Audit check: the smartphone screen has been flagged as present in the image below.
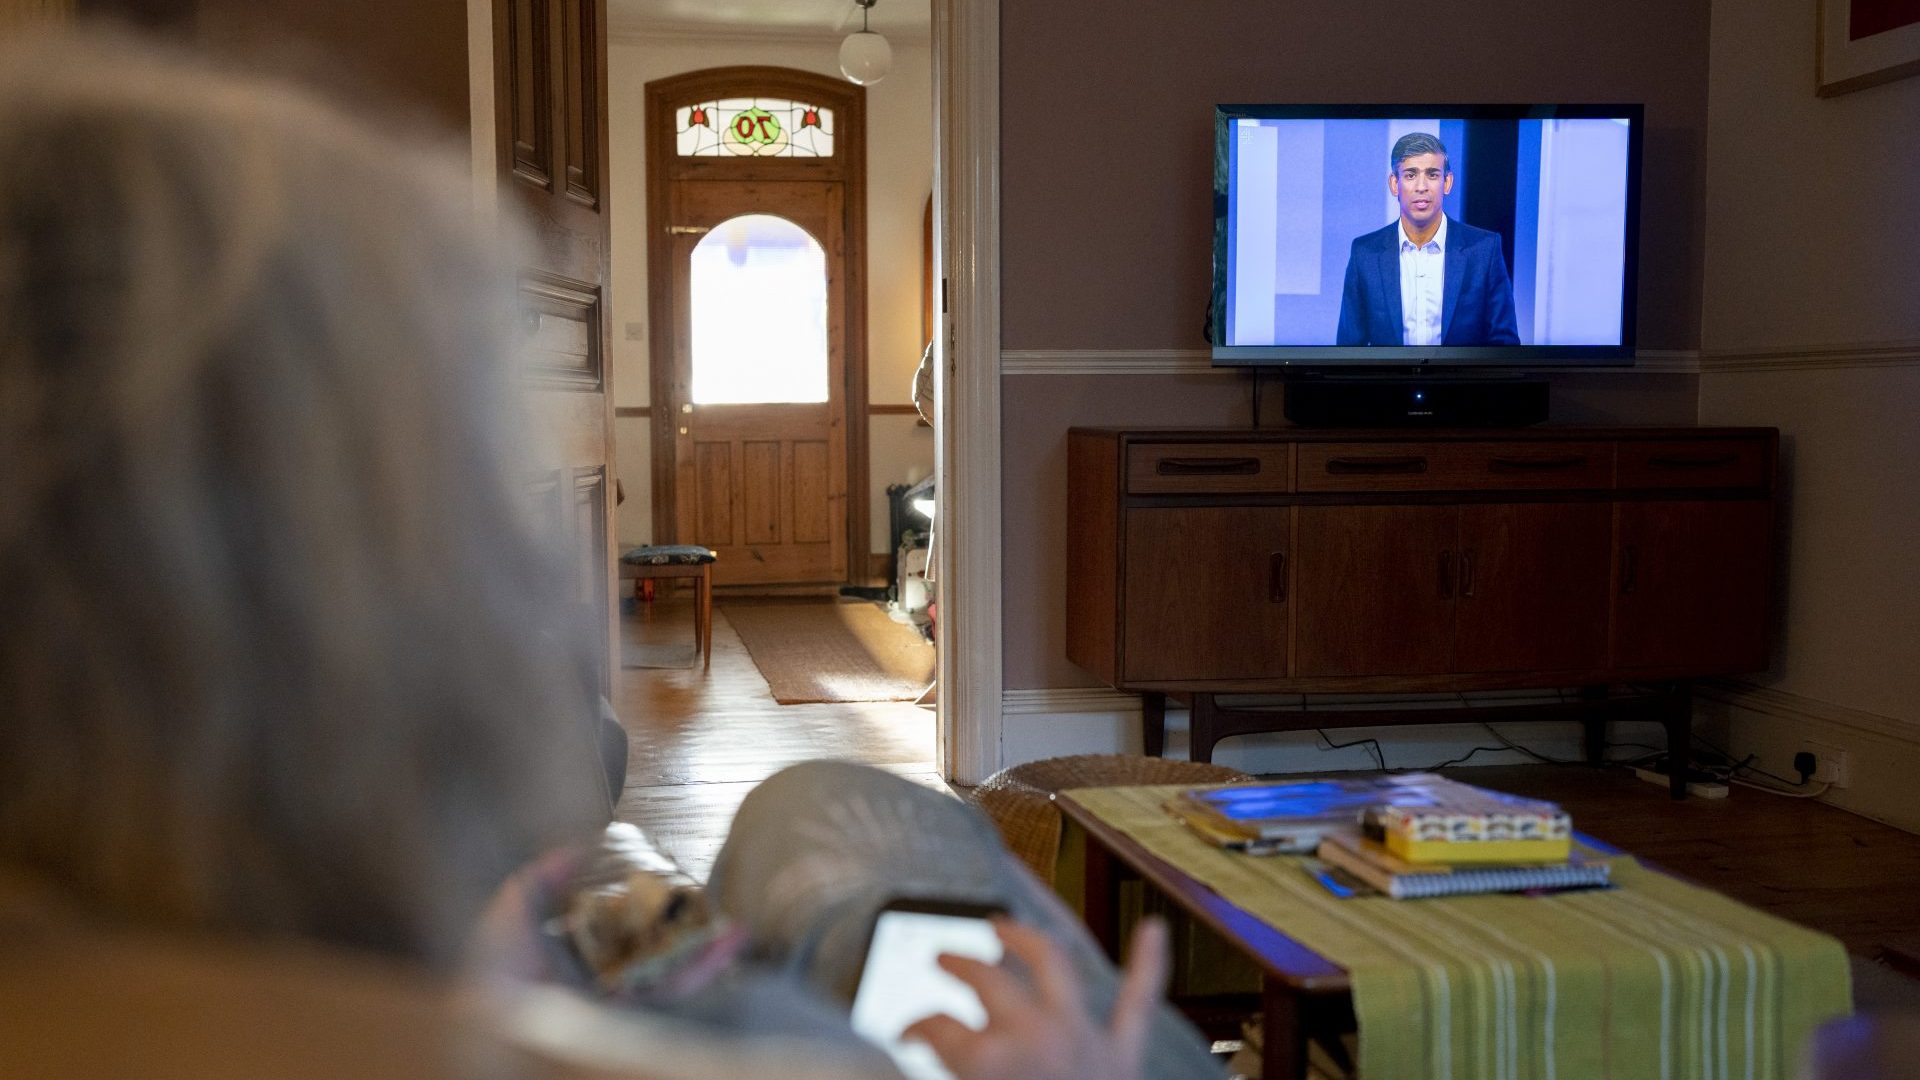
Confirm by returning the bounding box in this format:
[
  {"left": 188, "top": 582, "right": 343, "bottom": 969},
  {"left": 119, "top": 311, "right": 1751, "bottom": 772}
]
[{"left": 848, "top": 902, "right": 1006, "bottom": 1080}]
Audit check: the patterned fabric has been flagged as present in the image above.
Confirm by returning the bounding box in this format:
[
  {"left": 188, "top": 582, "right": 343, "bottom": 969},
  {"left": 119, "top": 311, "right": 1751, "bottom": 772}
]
[
  {"left": 1064, "top": 784, "right": 1853, "bottom": 1080},
  {"left": 621, "top": 544, "right": 717, "bottom": 566}
]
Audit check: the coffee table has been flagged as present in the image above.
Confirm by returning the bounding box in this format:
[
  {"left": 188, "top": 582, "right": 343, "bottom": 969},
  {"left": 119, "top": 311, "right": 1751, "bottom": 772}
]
[
  {"left": 1057, "top": 790, "right": 1357, "bottom": 1079},
  {"left": 1057, "top": 784, "right": 1853, "bottom": 1080}
]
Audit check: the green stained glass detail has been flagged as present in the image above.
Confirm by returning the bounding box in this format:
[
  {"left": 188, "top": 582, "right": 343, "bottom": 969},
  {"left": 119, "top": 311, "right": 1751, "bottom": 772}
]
[{"left": 676, "top": 97, "right": 834, "bottom": 158}]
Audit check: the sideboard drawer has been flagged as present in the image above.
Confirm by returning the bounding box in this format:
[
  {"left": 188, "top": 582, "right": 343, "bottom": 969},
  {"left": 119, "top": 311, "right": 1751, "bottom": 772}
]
[
  {"left": 1618, "top": 438, "right": 1769, "bottom": 490},
  {"left": 1126, "top": 443, "right": 1292, "bottom": 493},
  {"left": 1297, "top": 441, "right": 1614, "bottom": 492}
]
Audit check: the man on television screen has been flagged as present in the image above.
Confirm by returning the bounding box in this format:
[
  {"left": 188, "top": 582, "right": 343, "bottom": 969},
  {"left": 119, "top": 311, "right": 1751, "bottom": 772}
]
[{"left": 1335, "top": 132, "right": 1520, "bottom": 348}]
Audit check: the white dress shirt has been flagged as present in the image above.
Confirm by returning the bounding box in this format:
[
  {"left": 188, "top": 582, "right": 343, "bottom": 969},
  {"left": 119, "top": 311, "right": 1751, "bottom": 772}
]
[{"left": 1398, "top": 214, "right": 1447, "bottom": 346}]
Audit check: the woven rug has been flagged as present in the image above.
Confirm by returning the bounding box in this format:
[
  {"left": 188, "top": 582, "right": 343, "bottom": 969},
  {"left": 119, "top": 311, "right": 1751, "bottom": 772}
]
[
  {"left": 1064, "top": 784, "right": 1853, "bottom": 1080},
  {"left": 719, "top": 598, "right": 933, "bottom": 704}
]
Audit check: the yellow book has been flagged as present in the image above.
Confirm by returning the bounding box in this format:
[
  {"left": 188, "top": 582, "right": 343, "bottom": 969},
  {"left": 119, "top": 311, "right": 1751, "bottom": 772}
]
[
  {"left": 1361, "top": 777, "right": 1573, "bottom": 864},
  {"left": 1381, "top": 830, "right": 1571, "bottom": 865},
  {"left": 1318, "top": 833, "right": 1609, "bottom": 900}
]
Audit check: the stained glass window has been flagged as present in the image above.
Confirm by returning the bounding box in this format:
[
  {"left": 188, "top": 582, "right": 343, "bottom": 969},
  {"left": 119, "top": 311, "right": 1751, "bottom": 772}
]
[{"left": 676, "top": 97, "right": 835, "bottom": 158}]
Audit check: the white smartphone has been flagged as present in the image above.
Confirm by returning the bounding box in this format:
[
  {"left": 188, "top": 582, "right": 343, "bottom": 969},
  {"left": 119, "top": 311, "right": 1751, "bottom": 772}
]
[{"left": 848, "top": 898, "right": 1007, "bottom": 1080}]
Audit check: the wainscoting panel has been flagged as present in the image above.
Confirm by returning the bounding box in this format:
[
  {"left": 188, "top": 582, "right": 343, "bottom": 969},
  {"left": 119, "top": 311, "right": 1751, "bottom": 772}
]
[{"left": 1698, "top": 681, "right": 1920, "bottom": 834}]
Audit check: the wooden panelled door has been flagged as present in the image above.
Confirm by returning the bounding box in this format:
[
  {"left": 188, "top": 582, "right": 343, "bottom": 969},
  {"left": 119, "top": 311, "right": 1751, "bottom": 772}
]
[
  {"left": 495, "top": 0, "right": 616, "bottom": 686},
  {"left": 647, "top": 68, "right": 867, "bottom": 588}
]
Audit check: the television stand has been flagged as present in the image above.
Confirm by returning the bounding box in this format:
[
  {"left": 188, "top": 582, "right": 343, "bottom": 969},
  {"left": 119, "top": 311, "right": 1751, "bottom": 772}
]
[
  {"left": 1281, "top": 373, "right": 1549, "bottom": 427},
  {"left": 1066, "top": 425, "right": 1779, "bottom": 799},
  {"left": 1142, "top": 685, "right": 1691, "bottom": 794}
]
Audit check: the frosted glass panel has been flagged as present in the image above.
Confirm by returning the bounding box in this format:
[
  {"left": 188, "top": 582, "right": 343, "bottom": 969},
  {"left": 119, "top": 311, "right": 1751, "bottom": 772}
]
[{"left": 690, "top": 215, "right": 829, "bottom": 405}]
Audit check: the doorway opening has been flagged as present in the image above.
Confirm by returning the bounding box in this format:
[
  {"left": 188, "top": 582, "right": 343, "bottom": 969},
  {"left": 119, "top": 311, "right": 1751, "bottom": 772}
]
[
  {"left": 645, "top": 67, "right": 868, "bottom": 589},
  {"left": 611, "top": 43, "right": 944, "bottom": 873}
]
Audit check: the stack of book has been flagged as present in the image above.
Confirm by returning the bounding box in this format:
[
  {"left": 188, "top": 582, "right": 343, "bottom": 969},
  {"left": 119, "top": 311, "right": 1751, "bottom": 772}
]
[
  {"left": 1166, "top": 774, "right": 1611, "bottom": 900},
  {"left": 1165, "top": 774, "right": 1448, "bottom": 855}
]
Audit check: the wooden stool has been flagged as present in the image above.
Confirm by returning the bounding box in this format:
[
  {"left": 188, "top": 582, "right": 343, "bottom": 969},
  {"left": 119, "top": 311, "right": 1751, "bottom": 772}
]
[{"left": 619, "top": 545, "right": 717, "bottom": 670}]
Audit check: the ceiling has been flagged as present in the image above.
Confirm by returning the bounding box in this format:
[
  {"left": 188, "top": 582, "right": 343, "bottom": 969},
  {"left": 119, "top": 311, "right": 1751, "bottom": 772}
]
[{"left": 608, "top": 0, "right": 931, "bottom": 41}]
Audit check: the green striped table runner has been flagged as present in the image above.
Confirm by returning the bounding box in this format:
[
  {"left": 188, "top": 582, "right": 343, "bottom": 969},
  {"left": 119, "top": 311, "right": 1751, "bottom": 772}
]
[{"left": 1065, "top": 784, "right": 1851, "bottom": 1079}]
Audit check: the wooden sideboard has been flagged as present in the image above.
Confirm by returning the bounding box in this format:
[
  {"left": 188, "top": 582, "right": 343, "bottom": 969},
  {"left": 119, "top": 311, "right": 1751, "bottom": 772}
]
[{"left": 1065, "top": 426, "right": 1778, "bottom": 796}]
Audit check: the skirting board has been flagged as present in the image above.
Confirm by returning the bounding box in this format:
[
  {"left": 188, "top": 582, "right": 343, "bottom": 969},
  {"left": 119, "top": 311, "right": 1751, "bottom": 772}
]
[
  {"left": 1696, "top": 681, "right": 1920, "bottom": 835},
  {"left": 1000, "top": 688, "right": 1670, "bottom": 777}
]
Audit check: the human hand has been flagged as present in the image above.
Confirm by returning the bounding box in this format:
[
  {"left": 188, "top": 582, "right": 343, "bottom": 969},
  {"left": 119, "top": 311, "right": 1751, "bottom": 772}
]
[
  {"left": 469, "top": 847, "right": 587, "bottom": 984},
  {"left": 902, "top": 916, "right": 1170, "bottom": 1080}
]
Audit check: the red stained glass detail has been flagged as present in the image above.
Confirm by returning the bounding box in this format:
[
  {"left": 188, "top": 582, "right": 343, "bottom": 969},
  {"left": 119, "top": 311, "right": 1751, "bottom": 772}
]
[
  {"left": 688, "top": 107, "right": 710, "bottom": 128},
  {"left": 801, "top": 108, "right": 821, "bottom": 128}
]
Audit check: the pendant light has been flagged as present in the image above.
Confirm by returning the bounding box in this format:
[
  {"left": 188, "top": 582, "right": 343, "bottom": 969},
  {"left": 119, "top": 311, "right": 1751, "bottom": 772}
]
[{"left": 839, "top": 0, "right": 891, "bottom": 86}]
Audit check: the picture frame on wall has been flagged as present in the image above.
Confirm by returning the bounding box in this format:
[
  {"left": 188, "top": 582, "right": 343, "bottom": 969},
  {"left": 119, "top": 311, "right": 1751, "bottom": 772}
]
[{"left": 1819, "top": 0, "right": 1920, "bottom": 95}]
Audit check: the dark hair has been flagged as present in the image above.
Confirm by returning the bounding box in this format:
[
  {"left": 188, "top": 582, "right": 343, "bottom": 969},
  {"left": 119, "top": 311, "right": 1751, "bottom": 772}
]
[
  {"left": 0, "top": 32, "right": 609, "bottom": 969},
  {"left": 1391, "top": 132, "right": 1450, "bottom": 173}
]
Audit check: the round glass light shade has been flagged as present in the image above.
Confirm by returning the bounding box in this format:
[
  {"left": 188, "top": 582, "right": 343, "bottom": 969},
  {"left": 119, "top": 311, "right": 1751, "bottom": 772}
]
[{"left": 839, "top": 30, "right": 892, "bottom": 85}]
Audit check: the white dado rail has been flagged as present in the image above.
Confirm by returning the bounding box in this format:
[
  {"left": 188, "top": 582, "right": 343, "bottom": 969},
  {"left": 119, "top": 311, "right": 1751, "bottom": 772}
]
[
  {"left": 1000, "top": 341, "right": 1920, "bottom": 376},
  {"left": 1000, "top": 348, "right": 1704, "bottom": 375}
]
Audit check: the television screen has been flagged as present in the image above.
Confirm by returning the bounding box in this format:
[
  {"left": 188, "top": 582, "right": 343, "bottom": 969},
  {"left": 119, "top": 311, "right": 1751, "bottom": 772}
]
[{"left": 1211, "top": 105, "right": 1641, "bottom": 365}]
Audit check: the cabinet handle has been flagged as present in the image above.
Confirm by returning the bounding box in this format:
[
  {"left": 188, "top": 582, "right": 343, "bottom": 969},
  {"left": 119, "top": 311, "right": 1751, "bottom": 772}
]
[
  {"left": 1621, "top": 546, "right": 1638, "bottom": 595},
  {"left": 1460, "top": 549, "right": 1476, "bottom": 597},
  {"left": 1438, "top": 549, "right": 1454, "bottom": 599},
  {"left": 1489, "top": 454, "right": 1588, "bottom": 472},
  {"left": 1326, "top": 455, "right": 1428, "bottom": 475},
  {"left": 1157, "top": 456, "right": 1260, "bottom": 476},
  {"left": 1649, "top": 452, "right": 1739, "bottom": 469},
  {"left": 1269, "top": 551, "right": 1287, "bottom": 603}
]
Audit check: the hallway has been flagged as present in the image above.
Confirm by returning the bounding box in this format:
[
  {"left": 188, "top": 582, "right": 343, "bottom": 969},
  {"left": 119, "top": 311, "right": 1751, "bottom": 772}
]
[{"left": 611, "top": 593, "right": 947, "bottom": 879}]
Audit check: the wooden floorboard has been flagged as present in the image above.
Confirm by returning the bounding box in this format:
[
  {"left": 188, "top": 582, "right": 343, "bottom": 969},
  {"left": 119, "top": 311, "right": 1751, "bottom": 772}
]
[
  {"left": 1446, "top": 764, "right": 1920, "bottom": 962},
  {"left": 610, "top": 593, "right": 1919, "bottom": 980},
  {"left": 610, "top": 592, "right": 945, "bottom": 880}
]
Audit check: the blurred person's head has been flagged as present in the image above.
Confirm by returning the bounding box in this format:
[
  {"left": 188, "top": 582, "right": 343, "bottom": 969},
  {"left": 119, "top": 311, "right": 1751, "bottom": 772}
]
[{"left": 0, "top": 30, "right": 608, "bottom": 969}]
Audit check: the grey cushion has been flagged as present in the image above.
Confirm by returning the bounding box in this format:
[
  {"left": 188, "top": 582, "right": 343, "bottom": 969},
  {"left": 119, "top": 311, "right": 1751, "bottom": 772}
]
[{"left": 620, "top": 544, "right": 717, "bottom": 566}]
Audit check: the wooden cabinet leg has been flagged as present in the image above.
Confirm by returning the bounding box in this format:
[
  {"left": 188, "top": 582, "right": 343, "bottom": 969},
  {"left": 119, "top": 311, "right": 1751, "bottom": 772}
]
[
  {"left": 1141, "top": 692, "right": 1166, "bottom": 758},
  {"left": 1583, "top": 715, "right": 1607, "bottom": 765},
  {"left": 1190, "top": 693, "right": 1218, "bottom": 764},
  {"left": 1664, "top": 684, "right": 1692, "bottom": 800},
  {"left": 1083, "top": 832, "right": 1122, "bottom": 962},
  {"left": 1262, "top": 976, "right": 1307, "bottom": 1080}
]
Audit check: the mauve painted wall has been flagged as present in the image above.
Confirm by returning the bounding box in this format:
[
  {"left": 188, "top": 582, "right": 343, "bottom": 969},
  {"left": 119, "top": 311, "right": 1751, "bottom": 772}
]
[
  {"left": 999, "top": 0, "right": 1711, "bottom": 351},
  {"left": 997, "top": 1, "right": 1713, "bottom": 692}
]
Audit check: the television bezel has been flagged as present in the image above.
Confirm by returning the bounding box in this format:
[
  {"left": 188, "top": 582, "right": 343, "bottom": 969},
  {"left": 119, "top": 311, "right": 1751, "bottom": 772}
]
[{"left": 1210, "top": 102, "right": 1644, "bottom": 368}]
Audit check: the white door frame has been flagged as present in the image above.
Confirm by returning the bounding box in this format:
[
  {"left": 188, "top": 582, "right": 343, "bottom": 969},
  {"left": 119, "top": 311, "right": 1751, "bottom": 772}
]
[{"left": 931, "top": 0, "right": 1001, "bottom": 784}]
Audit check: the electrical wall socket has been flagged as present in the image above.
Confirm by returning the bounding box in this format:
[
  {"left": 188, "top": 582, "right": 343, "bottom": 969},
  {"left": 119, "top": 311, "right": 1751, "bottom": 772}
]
[{"left": 1800, "top": 740, "right": 1851, "bottom": 788}]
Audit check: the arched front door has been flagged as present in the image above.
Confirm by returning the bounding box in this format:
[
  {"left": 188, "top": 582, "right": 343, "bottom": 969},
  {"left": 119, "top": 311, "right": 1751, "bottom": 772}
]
[{"left": 646, "top": 67, "right": 866, "bottom": 587}]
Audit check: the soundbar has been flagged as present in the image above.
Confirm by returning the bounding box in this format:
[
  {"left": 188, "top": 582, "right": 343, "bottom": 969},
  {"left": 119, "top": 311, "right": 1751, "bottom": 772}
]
[{"left": 1282, "top": 376, "right": 1549, "bottom": 427}]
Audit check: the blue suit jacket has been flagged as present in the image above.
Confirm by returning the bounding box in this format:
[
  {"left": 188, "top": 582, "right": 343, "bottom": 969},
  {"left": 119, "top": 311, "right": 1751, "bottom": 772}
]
[{"left": 1334, "top": 219, "right": 1520, "bottom": 347}]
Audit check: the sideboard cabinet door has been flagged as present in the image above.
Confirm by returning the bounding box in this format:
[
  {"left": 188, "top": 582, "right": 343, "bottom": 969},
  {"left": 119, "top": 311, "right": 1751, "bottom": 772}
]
[
  {"left": 1453, "top": 502, "right": 1612, "bottom": 674},
  {"left": 1611, "top": 499, "right": 1772, "bottom": 673},
  {"left": 1294, "top": 505, "right": 1457, "bottom": 677},
  {"left": 1121, "top": 507, "right": 1290, "bottom": 681}
]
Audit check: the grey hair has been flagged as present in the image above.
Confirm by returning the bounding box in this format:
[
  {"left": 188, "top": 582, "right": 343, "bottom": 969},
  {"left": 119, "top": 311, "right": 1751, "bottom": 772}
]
[
  {"left": 1391, "top": 131, "right": 1450, "bottom": 173},
  {"left": 0, "top": 31, "right": 608, "bottom": 967}
]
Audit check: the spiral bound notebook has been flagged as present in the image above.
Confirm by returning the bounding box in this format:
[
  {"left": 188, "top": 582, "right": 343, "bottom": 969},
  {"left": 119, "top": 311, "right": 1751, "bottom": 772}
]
[{"left": 1316, "top": 833, "right": 1612, "bottom": 900}]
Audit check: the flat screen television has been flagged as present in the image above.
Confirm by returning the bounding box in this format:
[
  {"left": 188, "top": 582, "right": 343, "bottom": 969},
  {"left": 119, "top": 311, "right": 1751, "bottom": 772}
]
[{"left": 1211, "top": 104, "right": 1642, "bottom": 367}]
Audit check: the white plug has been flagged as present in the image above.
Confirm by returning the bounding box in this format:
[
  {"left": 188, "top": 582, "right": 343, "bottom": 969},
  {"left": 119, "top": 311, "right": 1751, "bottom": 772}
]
[{"left": 1800, "top": 740, "right": 1850, "bottom": 788}]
